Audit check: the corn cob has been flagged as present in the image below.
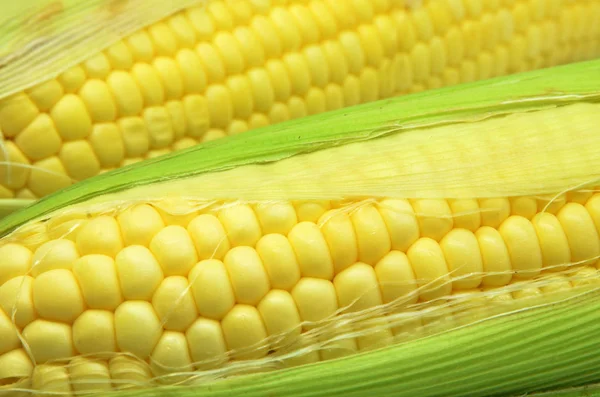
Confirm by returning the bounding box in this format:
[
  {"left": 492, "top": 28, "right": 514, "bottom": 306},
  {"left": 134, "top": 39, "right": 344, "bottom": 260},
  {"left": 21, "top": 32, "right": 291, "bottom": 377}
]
[
  {"left": 0, "top": 59, "right": 599, "bottom": 396},
  {"left": 1, "top": 0, "right": 600, "bottom": 202}
]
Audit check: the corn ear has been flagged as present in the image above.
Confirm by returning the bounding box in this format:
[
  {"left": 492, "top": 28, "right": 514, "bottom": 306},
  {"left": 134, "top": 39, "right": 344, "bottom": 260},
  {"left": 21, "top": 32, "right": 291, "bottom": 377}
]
[
  {"left": 1, "top": 60, "right": 600, "bottom": 396},
  {"left": 2, "top": 0, "right": 600, "bottom": 204}
]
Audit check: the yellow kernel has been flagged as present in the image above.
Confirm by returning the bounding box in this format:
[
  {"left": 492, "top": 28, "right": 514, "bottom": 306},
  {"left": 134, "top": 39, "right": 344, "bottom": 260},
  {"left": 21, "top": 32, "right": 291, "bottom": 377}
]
[
  {"left": 532, "top": 212, "right": 571, "bottom": 272},
  {"left": 27, "top": 156, "right": 71, "bottom": 197},
  {"left": 73, "top": 310, "right": 116, "bottom": 354},
  {"left": 0, "top": 349, "right": 33, "bottom": 386},
  {"left": 319, "top": 210, "right": 358, "bottom": 274},
  {"left": 256, "top": 234, "right": 301, "bottom": 291},
  {"left": 27, "top": 79, "right": 64, "bottom": 111},
  {"left": 449, "top": 199, "right": 481, "bottom": 232},
  {"left": 58, "top": 65, "right": 86, "bottom": 93},
  {"left": 305, "top": 87, "right": 326, "bottom": 115},
  {"left": 126, "top": 31, "right": 155, "bottom": 62},
  {"left": 205, "top": 85, "right": 233, "bottom": 129},
  {"left": 374, "top": 15, "right": 398, "bottom": 57},
  {"left": 295, "top": 200, "right": 330, "bottom": 223},
  {"left": 227, "top": 76, "right": 254, "bottom": 119},
  {"left": 358, "top": 25, "right": 384, "bottom": 68},
  {"left": 115, "top": 301, "right": 162, "bottom": 359},
  {"left": 476, "top": 226, "right": 512, "bottom": 287},
  {"left": 254, "top": 202, "right": 297, "bottom": 235},
  {"left": 76, "top": 215, "right": 123, "bottom": 257},
  {"left": 0, "top": 276, "right": 37, "bottom": 327},
  {"left": 50, "top": 94, "right": 92, "bottom": 140},
  {"left": 0, "top": 93, "right": 39, "bottom": 137},
  {"left": 32, "top": 364, "right": 71, "bottom": 393},
  {"left": 105, "top": 40, "right": 134, "bottom": 69},
  {"left": 222, "top": 305, "right": 268, "bottom": 360},
  {"left": 59, "top": 140, "right": 101, "bottom": 180},
  {"left": 266, "top": 60, "right": 292, "bottom": 102},
  {"left": 214, "top": 32, "right": 246, "bottom": 75},
  {"left": 175, "top": 49, "right": 207, "bottom": 95},
  {"left": 283, "top": 53, "right": 311, "bottom": 96},
  {"left": 195, "top": 43, "right": 225, "bottom": 83},
  {"left": 290, "top": 4, "right": 320, "bottom": 44},
  {"left": 14, "top": 114, "right": 60, "bottom": 161},
  {"left": 250, "top": 15, "right": 282, "bottom": 59},
  {"left": 339, "top": 31, "right": 365, "bottom": 74},
  {"left": 116, "top": 245, "right": 164, "bottom": 300},
  {"left": 153, "top": 57, "right": 184, "bottom": 100},
  {"left": 289, "top": 222, "right": 334, "bottom": 279},
  {"left": 375, "top": 250, "right": 418, "bottom": 305},
  {"left": 118, "top": 116, "right": 150, "bottom": 157},
  {"left": 149, "top": 225, "right": 198, "bottom": 276},
  {"left": 335, "top": 263, "right": 392, "bottom": 350},
  {"left": 407, "top": 238, "right": 451, "bottom": 301},
  {"left": 73, "top": 254, "right": 122, "bottom": 310},
  {"left": 33, "top": 269, "right": 84, "bottom": 323},
  {"left": 323, "top": 41, "right": 348, "bottom": 85},
  {"left": 324, "top": 83, "right": 344, "bottom": 110},
  {"left": 132, "top": 63, "right": 165, "bottom": 106},
  {"left": 335, "top": 262, "right": 383, "bottom": 311},
  {"left": 109, "top": 355, "right": 152, "bottom": 389},
  {"left": 149, "top": 23, "right": 178, "bottom": 56},
  {"left": 69, "top": 358, "right": 112, "bottom": 394},
  {"left": 0, "top": 141, "right": 30, "bottom": 190},
  {"left": 303, "top": 45, "right": 330, "bottom": 88},
  {"left": 292, "top": 278, "right": 337, "bottom": 326},
  {"left": 202, "top": 129, "right": 227, "bottom": 143},
  {"left": 151, "top": 331, "right": 193, "bottom": 380},
  {"left": 80, "top": 80, "right": 117, "bottom": 122},
  {"left": 187, "top": 214, "right": 230, "bottom": 261},
  {"left": 233, "top": 27, "right": 265, "bottom": 69},
  {"left": 207, "top": 1, "right": 234, "bottom": 30},
  {"left": 23, "top": 319, "right": 74, "bottom": 363},
  {"left": 117, "top": 204, "right": 165, "bottom": 247},
  {"left": 186, "top": 318, "right": 227, "bottom": 369},
  {"left": 270, "top": 7, "right": 302, "bottom": 52},
  {"left": 152, "top": 276, "right": 198, "bottom": 331},
  {"left": 351, "top": 204, "right": 391, "bottom": 265},
  {"left": 558, "top": 203, "right": 600, "bottom": 267},
  {"left": 143, "top": 106, "right": 174, "bottom": 149},
  {"left": 0, "top": 244, "right": 32, "bottom": 285},
  {"left": 479, "top": 198, "right": 511, "bottom": 228},
  {"left": 224, "top": 246, "right": 270, "bottom": 305},
  {"left": 183, "top": 95, "right": 210, "bottom": 138},
  {"left": 107, "top": 71, "right": 143, "bottom": 116},
  {"left": 166, "top": 101, "right": 186, "bottom": 140},
  {"left": 189, "top": 259, "right": 235, "bottom": 320},
  {"left": 88, "top": 123, "right": 124, "bottom": 167},
  {"left": 412, "top": 199, "right": 453, "bottom": 242},
  {"left": 440, "top": 229, "right": 484, "bottom": 289},
  {"left": 258, "top": 289, "right": 301, "bottom": 350},
  {"left": 83, "top": 53, "right": 111, "bottom": 79},
  {"left": 218, "top": 204, "right": 262, "bottom": 247},
  {"left": 31, "top": 239, "right": 78, "bottom": 278},
  {"left": 186, "top": 6, "right": 216, "bottom": 40},
  {"left": 410, "top": 43, "right": 431, "bottom": 83},
  {"left": 499, "top": 216, "right": 543, "bottom": 279},
  {"left": 309, "top": 1, "right": 338, "bottom": 39},
  {"left": 0, "top": 310, "right": 20, "bottom": 355}
]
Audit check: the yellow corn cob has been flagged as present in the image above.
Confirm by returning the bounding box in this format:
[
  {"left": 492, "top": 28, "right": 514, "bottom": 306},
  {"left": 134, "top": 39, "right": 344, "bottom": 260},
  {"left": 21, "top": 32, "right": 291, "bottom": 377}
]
[
  {"left": 0, "top": 59, "right": 600, "bottom": 396},
  {"left": 1, "top": 0, "right": 600, "bottom": 200}
]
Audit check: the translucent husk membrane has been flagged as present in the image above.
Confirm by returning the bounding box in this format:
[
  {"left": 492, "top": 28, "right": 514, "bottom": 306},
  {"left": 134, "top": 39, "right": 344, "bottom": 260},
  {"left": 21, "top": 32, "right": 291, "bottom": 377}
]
[{"left": 0, "top": 60, "right": 600, "bottom": 396}]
